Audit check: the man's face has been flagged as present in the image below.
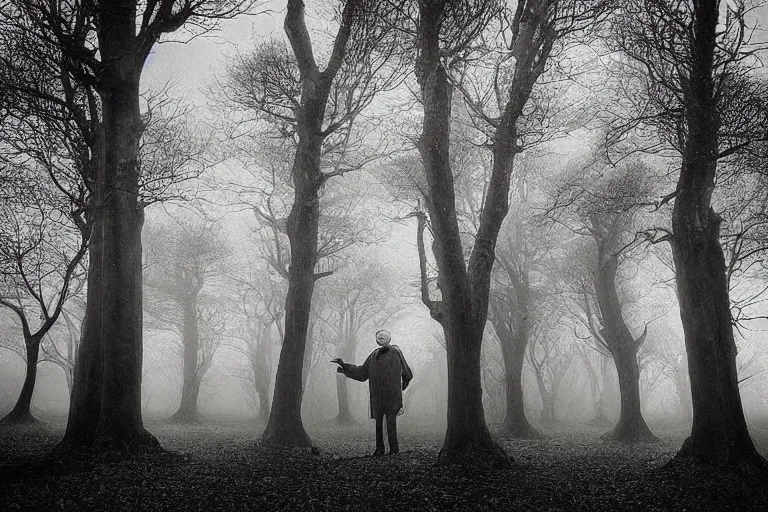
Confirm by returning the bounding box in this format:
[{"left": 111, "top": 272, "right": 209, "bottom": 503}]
[{"left": 376, "top": 332, "right": 390, "bottom": 347}]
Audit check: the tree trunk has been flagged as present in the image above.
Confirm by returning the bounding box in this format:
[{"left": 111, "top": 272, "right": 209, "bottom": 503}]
[
  {"left": 61, "top": 3, "right": 159, "bottom": 453},
  {"left": 334, "top": 374, "right": 354, "bottom": 424},
  {"left": 57, "top": 215, "right": 104, "bottom": 451},
  {"left": 1, "top": 335, "right": 42, "bottom": 425},
  {"left": 604, "top": 345, "right": 656, "bottom": 442},
  {"left": 170, "top": 301, "right": 202, "bottom": 422},
  {"left": 301, "top": 316, "right": 315, "bottom": 391},
  {"left": 672, "top": 207, "right": 761, "bottom": 463},
  {"left": 495, "top": 320, "right": 539, "bottom": 439},
  {"left": 438, "top": 318, "right": 508, "bottom": 465},
  {"left": 412, "top": 0, "right": 509, "bottom": 467},
  {"left": 594, "top": 246, "right": 657, "bottom": 443},
  {"left": 668, "top": 0, "right": 763, "bottom": 467},
  {"left": 92, "top": 65, "right": 156, "bottom": 451},
  {"left": 261, "top": 139, "right": 321, "bottom": 448},
  {"left": 262, "top": 0, "right": 354, "bottom": 447},
  {"left": 534, "top": 371, "right": 556, "bottom": 424},
  {"left": 540, "top": 395, "right": 556, "bottom": 424}
]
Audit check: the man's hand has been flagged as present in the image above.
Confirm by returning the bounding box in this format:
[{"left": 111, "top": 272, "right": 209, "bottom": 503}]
[{"left": 331, "top": 358, "right": 345, "bottom": 373}]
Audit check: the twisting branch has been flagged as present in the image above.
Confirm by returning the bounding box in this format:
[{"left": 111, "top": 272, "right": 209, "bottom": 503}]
[{"left": 408, "top": 209, "right": 443, "bottom": 321}]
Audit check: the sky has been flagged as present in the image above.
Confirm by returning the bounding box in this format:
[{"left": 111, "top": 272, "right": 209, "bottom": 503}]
[{"left": 140, "top": 1, "right": 440, "bottom": 364}]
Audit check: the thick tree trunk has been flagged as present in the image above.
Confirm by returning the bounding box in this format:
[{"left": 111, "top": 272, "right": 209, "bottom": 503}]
[
  {"left": 495, "top": 320, "right": 540, "bottom": 439},
  {"left": 414, "top": 2, "right": 508, "bottom": 467},
  {"left": 57, "top": 218, "right": 104, "bottom": 451},
  {"left": 261, "top": 137, "right": 321, "bottom": 447},
  {"left": 92, "top": 71, "right": 156, "bottom": 452},
  {"left": 438, "top": 318, "right": 508, "bottom": 466},
  {"left": 603, "top": 345, "right": 656, "bottom": 442},
  {"left": 301, "top": 317, "right": 315, "bottom": 391},
  {"left": 1, "top": 335, "right": 42, "bottom": 425},
  {"left": 668, "top": 0, "right": 763, "bottom": 467},
  {"left": 170, "top": 301, "right": 202, "bottom": 422},
  {"left": 672, "top": 207, "right": 762, "bottom": 464},
  {"left": 60, "top": 3, "right": 159, "bottom": 453},
  {"left": 261, "top": 0, "right": 356, "bottom": 447},
  {"left": 594, "top": 246, "right": 657, "bottom": 443},
  {"left": 262, "top": 253, "right": 315, "bottom": 447}
]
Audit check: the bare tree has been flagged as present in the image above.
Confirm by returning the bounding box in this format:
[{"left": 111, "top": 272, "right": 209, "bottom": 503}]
[
  {"left": 224, "top": 266, "right": 286, "bottom": 423},
  {"left": 2, "top": 0, "right": 261, "bottom": 453},
  {"left": 144, "top": 219, "right": 228, "bottom": 423},
  {"left": 412, "top": 0, "right": 612, "bottom": 465},
  {"left": 612, "top": 0, "right": 768, "bottom": 466},
  {"left": 314, "top": 253, "right": 407, "bottom": 424},
  {"left": 580, "top": 211, "right": 656, "bottom": 441},
  {"left": 487, "top": 165, "right": 554, "bottom": 439},
  {"left": 0, "top": 177, "right": 88, "bottom": 424},
  {"left": 217, "top": 0, "right": 404, "bottom": 447},
  {"left": 526, "top": 332, "right": 571, "bottom": 424}
]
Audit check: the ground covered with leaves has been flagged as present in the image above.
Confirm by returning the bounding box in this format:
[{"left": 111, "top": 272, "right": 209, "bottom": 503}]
[{"left": 1, "top": 419, "right": 767, "bottom": 510}]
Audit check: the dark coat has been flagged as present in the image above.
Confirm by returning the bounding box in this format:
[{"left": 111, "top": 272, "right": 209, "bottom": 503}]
[{"left": 342, "top": 345, "right": 413, "bottom": 418}]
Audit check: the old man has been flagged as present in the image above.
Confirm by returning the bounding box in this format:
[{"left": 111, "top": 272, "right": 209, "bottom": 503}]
[{"left": 333, "top": 330, "right": 413, "bottom": 455}]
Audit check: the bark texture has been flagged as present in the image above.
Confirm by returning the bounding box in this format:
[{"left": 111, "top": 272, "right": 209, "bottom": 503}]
[
  {"left": 592, "top": 236, "right": 656, "bottom": 443},
  {"left": 262, "top": 0, "right": 361, "bottom": 447},
  {"left": 59, "top": 0, "right": 163, "bottom": 454},
  {"left": 668, "top": 0, "right": 764, "bottom": 467},
  {"left": 415, "top": 2, "right": 511, "bottom": 466}
]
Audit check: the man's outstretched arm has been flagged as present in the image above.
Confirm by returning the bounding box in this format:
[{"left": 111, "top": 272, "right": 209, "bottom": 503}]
[{"left": 336, "top": 354, "right": 371, "bottom": 382}]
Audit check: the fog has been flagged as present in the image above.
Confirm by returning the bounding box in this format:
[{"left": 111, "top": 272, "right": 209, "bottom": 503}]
[{"left": 2, "top": 0, "right": 768, "bottom": 509}]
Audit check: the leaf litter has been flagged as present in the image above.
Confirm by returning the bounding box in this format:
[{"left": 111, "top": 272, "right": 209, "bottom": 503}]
[{"left": 1, "top": 420, "right": 767, "bottom": 510}]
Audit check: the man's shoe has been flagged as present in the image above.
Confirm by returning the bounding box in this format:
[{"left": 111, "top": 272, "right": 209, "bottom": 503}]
[
  {"left": 388, "top": 448, "right": 399, "bottom": 455},
  {"left": 372, "top": 448, "right": 385, "bottom": 457}
]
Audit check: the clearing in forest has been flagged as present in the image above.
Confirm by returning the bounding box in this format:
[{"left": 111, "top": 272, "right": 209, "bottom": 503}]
[{"left": 1, "top": 421, "right": 767, "bottom": 510}]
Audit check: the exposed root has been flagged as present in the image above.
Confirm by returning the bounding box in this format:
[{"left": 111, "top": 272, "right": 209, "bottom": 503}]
[
  {"left": 602, "top": 421, "right": 659, "bottom": 444},
  {"left": 436, "top": 440, "right": 513, "bottom": 468},
  {"left": 666, "top": 436, "right": 768, "bottom": 475},
  {"left": 497, "top": 420, "right": 543, "bottom": 440},
  {"left": 260, "top": 421, "right": 313, "bottom": 448},
  {"left": 0, "top": 410, "right": 39, "bottom": 426}
]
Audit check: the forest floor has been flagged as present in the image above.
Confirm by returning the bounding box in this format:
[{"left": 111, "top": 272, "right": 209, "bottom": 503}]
[{"left": 1, "top": 419, "right": 768, "bottom": 511}]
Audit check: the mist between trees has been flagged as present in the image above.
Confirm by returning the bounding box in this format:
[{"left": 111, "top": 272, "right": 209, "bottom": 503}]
[{"left": 1, "top": 0, "right": 768, "bottom": 473}]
